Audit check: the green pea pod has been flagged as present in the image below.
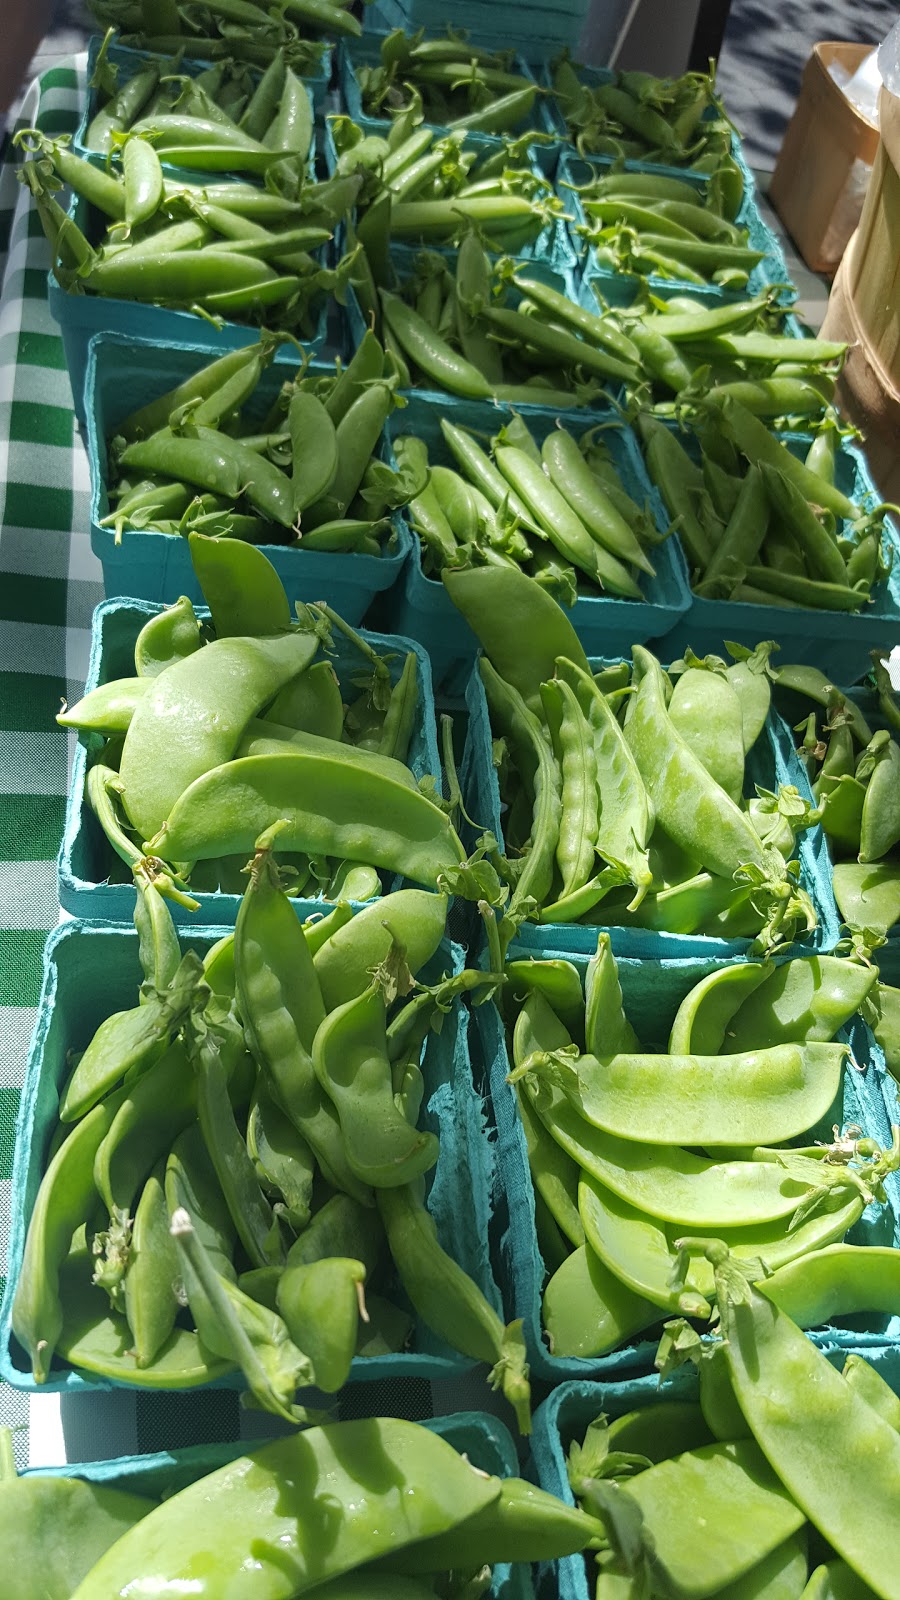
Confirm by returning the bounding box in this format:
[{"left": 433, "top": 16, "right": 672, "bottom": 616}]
[
  {"left": 619, "top": 1436, "right": 805, "bottom": 1598},
  {"left": 134, "top": 594, "right": 202, "bottom": 677},
  {"left": 13, "top": 1092, "right": 125, "bottom": 1383},
  {"left": 188, "top": 533, "right": 293, "bottom": 637},
  {"left": 304, "top": 382, "right": 394, "bottom": 527},
  {"left": 60, "top": 951, "right": 204, "bottom": 1123},
  {"left": 312, "top": 982, "right": 439, "bottom": 1188},
  {"left": 725, "top": 956, "right": 877, "bottom": 1050},
  {"left": 0, "top": 1447, "right": 153, "bottom": 1600},
  {"left": 247, "top": 1081, "right": 315, "bottom": 1232},
  {"left": 121, "top": 135, "right": 163, "bottom": 231},
  {"left": 265, "top": 660, "right": 344, "bottom": 739},
  {"left": 313, "top": 889, "right": 447, "bottom": 1010},
  {"left": 541, "top": 676, "right": 600, "bottom": 901},
  {"left": 626, "top": 645, "right": 768, "bottom": 881},
  {"left": 517, "top": 1086, "right": 584, "bottom": 1245},
  {"left": 668, "top": 962, "right": 772, "bottom": 1054},
  {"left": 289, "top": 390, "right": 338, "bottom": 517},
  {"left": 506, "top": 958, "right": 585, "bottom": 1042},
  {"left": 542, "top": 429, "right": 655, "bottom": 576},
  {"left": 119, "top": 628, "right": 319, "bottom": 842},
  {"left": 716, "top": 397, "right": 860, "bottom": 520},
  {"left": 712, "top": 1247, "right": 900, "bottom": 1600},
  {"left": 556, "top": 658, "right": 654, "bottom": 909},
  {"left": 760, "top": 464, "right": 850, "bottom": 587},
  {"left": 637, "top": 414, "right": 716, "bottom": 571},
  {"left": 696, "top": 463, "right": 769, "bottom": 598},
  {"left": 484, "top": 304, "right": 638, "bottom": 387},
  {"left": 122, "top": 1163, "right": 180, "bottom": 1367},
  {"left": 390, "top": 1474, "right": 604, "bottom": 1572},
  {"left": 134, "top": 878, "right": 181, "bottom": 997},
  {"left": 235, "top": 834, "right": 371, "bottom": 1202},
  {"left": 324, "top": 330, "right": 386, "bottom": 425},
  {"left": 481, "top": 659, "right": 562, "bottom": 919},
  {"left": 70, "top": 1419, "right": 502, "bottom": 1600},
  {"left": 264, "top": 66, "right": 313, "bottom": 166},
  {"left": 524, "top": 1036, "right": 847, "bottom": 1148},
  {"left": 239, "top": 47, "right": 286, "bottom": 141},
  {"left": 543, "top": 1242, "right": 658, "bottom": 1359},
  {"left": 288, "top": 1193, "right": 384, "bottom": 1278},
  {"left": 276, "top": 1256, "right": 365, "bottom": 1392},
  {"left": 859, "top": 735, "right": 900, "bottom": 863},
  {"left": 377, "top": 1182, "right": 531, "bottom": 1433},
  {"left": 378, "top": 652, "right": 418, "bottom": 764},
  {"left": 585, "top": 932, "right": 640, "bottom": 1055},
  {"left": 151, "top": 748, "right": 465, "bottom": 887},
  {"left": 381, "top": 291, "right": 492, "bottom": 399},
  {"left": 439, "top": 419, "right": 541, "bottom": 536},
  {"left": 668, "top": 664, "right": 745, "bottom": 803},
  {"left": 444, "top": 563, "right": 590, "bottom": 715},
  {"left": 57, "top": 676, "right": 149, "bottom": 735},
  {"left": 192, "top": 1021, "right": 283, "bottom": 1271},
  {"left": 117, "top": 343, "right": 271, "bottom": 444}
]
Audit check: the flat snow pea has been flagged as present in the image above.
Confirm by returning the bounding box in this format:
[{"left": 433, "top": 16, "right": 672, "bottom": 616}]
[
  {"left": 313, "top": 890, "right": 448, "bottom": 1010},
  {"left": 188, "top": 533, "right": 293, "bottom": 636},
  {"left": 668, "top": 664, "right": 746, "bottom": 804},
  {"left": 133, "top": 594, "right": 202, "bottom": 677},
  {"left": 247, "top": 1081, "right": 315, "bottom": 1232},
  {"left": 57, "top": 677, "right": 150, "bottom": 735},
  {"left": 726, "top": 643, "right": 776, "bottom": 754},
  {"left": 0, "top": 1445, "right": 153, "bottom": 1600},
  {"left": 606, "top": 1403, "right": 713, "bottom": 1463},
  {"left": 800, "top": 1561, "right": 876, "bottom": 1600},
  {"left": 543, "top": 1243, "right": 660, "bottom": 1359},
  {"left": 517, "top": 1085, "right": 584, "bottom": 1246},
  {"left": 150, "top": 750, "right": 465, "bottom": 888},
  {"left": 122, "top": 1163, "right": 180, "bottom": 1367},
  {"left": 859, "top": 735, "right": 900, "bottom": 863},
  {"left": 518, "top": 1039, "right": 848, "bottom": 1147},
  {"left": 833, "top": 862, "right": 900, "bottom": 937},
  {"left": 873, "top": 982, "right": 900, "bottom": 1080},
  {"left": 387, "top": 1475, "right": 604, "bottom": 1571},
  {"left": 712, "top": 1245, "right": 900, "bottom": 1600},
  {"left": 620, "top": 1439, "right": 805, "bottom": 1599},
  {"left": 668, "top": 962, "right": 772, "bottom": 1054},
  {"left": 626, "top": 645, "right": 768, "bottom": 880},
  {"left": 725, "top": 957, "right": 877, "bottom": 1050},
  {"left": 119, "top": 629, "right": 318, "bottom": 841},
  {"left": 842, "top": 1355, "right": 900, "bottom": 1432},
  {"left": 265, "top": 660, "right": 344, "bottom": 738},
  {"left": 762, "top": 1244, "right": 900, "bottom": 1328},
  {"left": 70, "top": 1421, "right": 503, "bottom": 1600},
  {"left": 442, "top": 564, "right": 590, "bottom": 715},
  {"left": 276, "top": 1256, "right": 365, "bottom": 1392},
  {"left": 585, "top": 932, "right": 640, "bottom": 1055},
  {"left": 521, "top": 1073, "right": 836, "bottom": 1230}
]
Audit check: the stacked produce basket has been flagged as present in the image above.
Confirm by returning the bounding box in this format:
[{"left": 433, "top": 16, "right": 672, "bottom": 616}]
[{"left": 4, "top": 5, "right": 900, "bottom": 1595}]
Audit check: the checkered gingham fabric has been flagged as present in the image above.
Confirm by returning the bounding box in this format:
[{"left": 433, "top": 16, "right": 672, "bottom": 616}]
[{"left": 0, "top": 59, "right": 255, "bottom": 1468}]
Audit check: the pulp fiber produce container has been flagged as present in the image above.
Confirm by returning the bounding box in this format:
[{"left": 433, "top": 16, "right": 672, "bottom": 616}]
[
  {"left": 461, "top": 655, "right": 840, "bottom": 959},
  {"left": 0, "top": 920, "right": 505, "bottom": 1398},
  {"left": 48, "top": 191, "right": 332, "bottom": 426},
  {"left": 85, "top": 330, "right": 411, "bottom": 613},
  {"left": 656, "top": 432, "right": 900, "bottom": 684},
  {"left": 24, "top": 1414, "right": 530, "bottom": 1600},
  {"left": 323, "top": 124, "right": 575, "bottom": 271},
  {"left": 383, "top": 395, "right": 691, "bottom": 692},
  {"left": 58, "top": 598, "right": 441, "bottom": 924},
  {"left": 539, "top": 59, "right": 758, "bottom": 198},
  {"left": 364, "top": 0, "right": 590, "bottom": 64},
  {"left": 530, "top": 1365, "right": 900, "bottom": 1600},
  {"left": 74, "top": 35, "right": 334, "bottom": 140},
  {"left": 338, "top": 37, "right": 556, "bottom": 174},
  {"left": 557, "top": 149, "right": 793, "bottom": 304},
  {"left": 472, "top": 942, "right": 900, "bottom": 1389},
  {"left": 72, "top": 38, "right": 323, "bottom": 176}
]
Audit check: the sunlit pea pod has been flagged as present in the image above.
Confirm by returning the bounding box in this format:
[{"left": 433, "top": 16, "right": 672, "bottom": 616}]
[
  {"left": 521, "top": 1071, "right": 836, "bottom": 1230},
  {"left": 57, "top": 676, "right": 150, "bottom": 735},
  {"left": 842, "top": 1354, "right": 900, "bottom": 1431},
  {"left": 580, "top": 1173, "right": 866, "bottom": 1314},
  {"left": 542, "top": 1241, "right": 660, "bottom": 1360},
  {"left": 519, "top": 1037, "right": 848, "bottom": 1148},
  {"left": 122, "top": 1164, "right": 180, "bottom": 1369},
  {"left": 712, "top": 1247, "right": 900, "bottom": 1600},
  {"left": 668, "top": 961, "right": 773, "bottom": 1053},
  {"left": 620, "top": 1439, "right": 806, "bottom": 1600}
]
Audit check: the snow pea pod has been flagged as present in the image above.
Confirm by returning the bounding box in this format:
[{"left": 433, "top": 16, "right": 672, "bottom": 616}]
[
  {"left": 541, "top": 676, "right": 599, "bottom": 902},
  {"left": 518, "top": 1065, "right": 835, "bottom": 1231},
  {"left": 842, "top": 1355, "right": 900, "bottom": 1431},
  {"left": 376, "top": 1183, "right": 532, "bottom": 1434},
  {"left": 859, "top": 734, "right": 900, "bottom": 863},
  {"left": 763, "top": 1244, "right": 900, "bottom": 1328},
  {"left": 443, "top": 562, "right": 590, "bottom": 714},
  {"left": 276, "top": 1256, "right": 364, "bottom": 1392},
  {"left": 625, "top": 645, "right": 768, "bottom": 880},
  {"left": 93, "top": 1036, "right": 196, "bottom": 1243},
  {"left": 800, "top": 1561, "right": 875, "bottom": 1600},
  {"left": 621, "top": 1439, "right": 805, "bottom": 1599},
  {"left": 716, "top": 397, "right": 860, "bottom": 520},
  {"left": 542, "top": 428, "right": 655, "bottom": 575},
  {"left": 134, "top": 594, "right": 202, "bottom": 677},
  {"left": 542, "top": 1242, "right": 658, "bottom": 1358},
  {"left": 585, "top": 931, "right": 640, "bottom": 1054},
  {"left": 725, "top": 956, "right": 877, "bottom": 1051},
  {"left": 832, "top": 862, "right": 900, "bottom": 936},
  {"left": 520, "top": 1038, "right": 847, "bottom": 1147},
  {"left": 481, "top": 660, "right": 562, "bottom": 918},
  {"left": 314, "top": 889, "right": 447, "bottom": 1011},
  {"left": 194, "top": 1028, "right": 282, "bottom": 1271},
  {"left": 119, "top": 628, "right": 318, "bottom": 842},
  {"left": 151, "top": 749, "right": 463, "bottom": 886},
  {"left": 71, "top": 1421, "right": 502, "bottom": 1600},
  {"left": 668, "top": 663, "right": 745, "bottom": 803},
  {"left": 248, "top": 1081, "right": 315, "bottom": 1232},
  {"left": 122, "top": 1163, "right": 180, "bottom": 1367},
  {"left": 669, "top": 962, "right": 772, "bottom": 1054},
  {"left": 518, "top": 1085, "right": 585, "bottom": 1246},
  {"left": 312, "top": 983, "right": 439, "bottom": 1189},
  {"left": 712, "top": 1244, "right": 900, "bottom": 1600},
  {"left": 189, "top": 534, "right": 293, "bottom": 637},
  {"left": 57, "top": 676, "right": 149, "bottom": 734},
  {"left": 389, "top": 1475, "right": 604, "bottom": 1572}
]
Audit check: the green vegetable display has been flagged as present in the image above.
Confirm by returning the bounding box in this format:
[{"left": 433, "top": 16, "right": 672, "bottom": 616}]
[
  {"left": 395, "top": 412, "right": 664, "bottom": 601},
  {"left": 776, "top": 652, "right": 900, "bottom": 941},
  {"left": 356, "top": 29, "right": 540, "bottom": 134},
  {"left": 88, "top": 0, "right": 355, "bottom": 69},
  {"left": 639, "top": 400, "right": 893, "bottom": 610},
  {"left": 101, "top": 333, "right": 417, "bottom": 552},
  {"left": 61, "top": 538, "right": 466, "bottom": 899},
  {"left": 12, "top": 861, "right": 532, "bottom": 1425},
  {"left": 498, "top": 936, "right": 895, "bottom": 1361},
  {"left": 446, "top": 568, "right": 819, "bottom": 949}
]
